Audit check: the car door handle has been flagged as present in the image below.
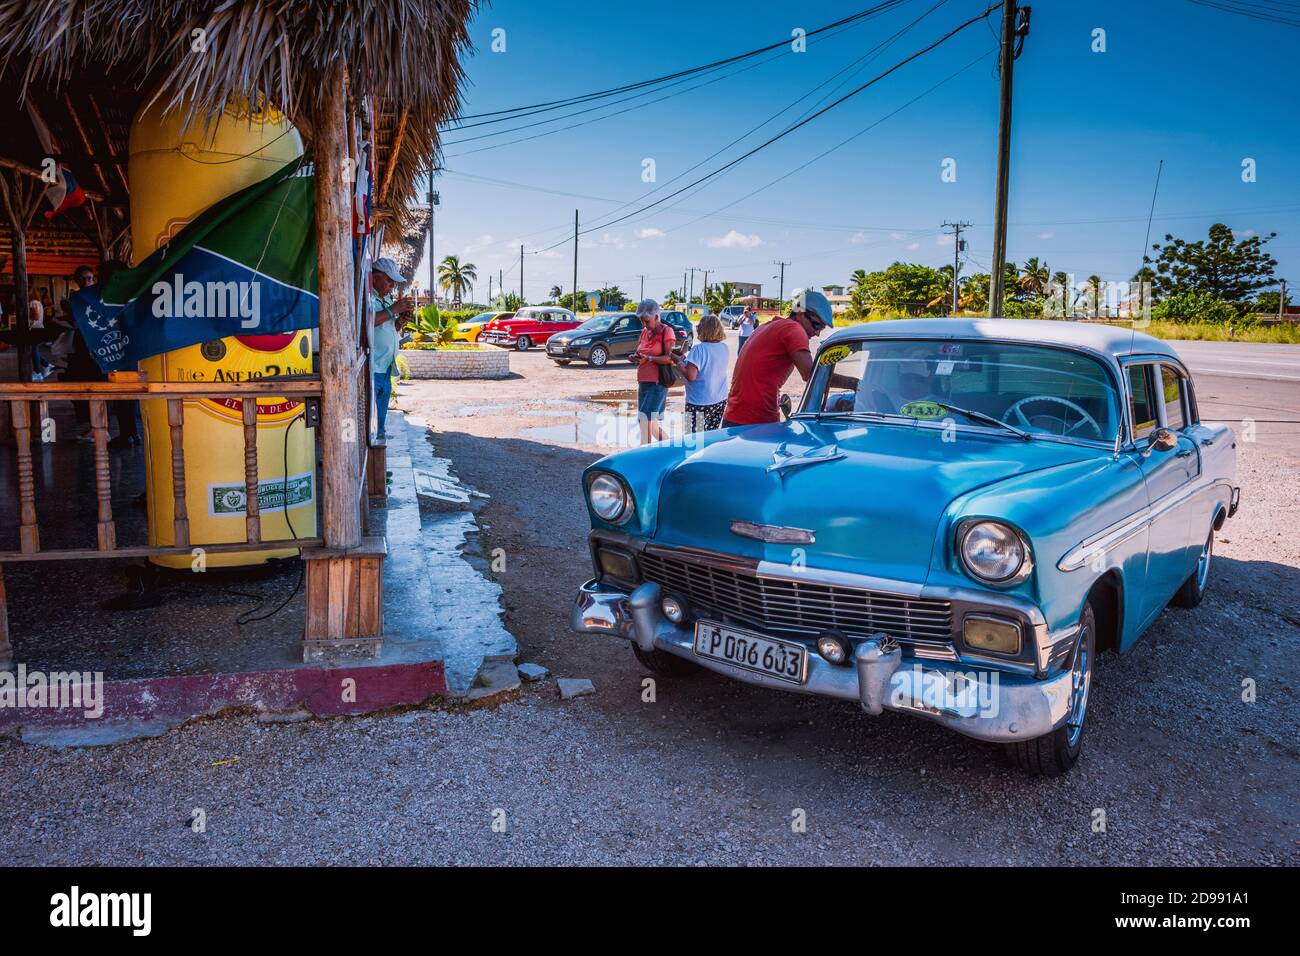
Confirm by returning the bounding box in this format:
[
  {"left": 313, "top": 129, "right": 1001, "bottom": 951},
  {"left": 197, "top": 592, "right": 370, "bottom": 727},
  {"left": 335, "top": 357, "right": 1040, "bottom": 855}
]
[
  {"left": 1175, "top": 449, "right": 1193, "bottom": 458},
  {"left": 1199, "top": 437, "right": 1216, "bottom": 446}
]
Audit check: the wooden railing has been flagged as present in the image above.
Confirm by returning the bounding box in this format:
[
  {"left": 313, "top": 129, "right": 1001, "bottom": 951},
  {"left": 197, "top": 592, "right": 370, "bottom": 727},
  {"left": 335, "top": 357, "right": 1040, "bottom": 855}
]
[{"left": 0, "top": 378, "right": 325, "bottom": 563}]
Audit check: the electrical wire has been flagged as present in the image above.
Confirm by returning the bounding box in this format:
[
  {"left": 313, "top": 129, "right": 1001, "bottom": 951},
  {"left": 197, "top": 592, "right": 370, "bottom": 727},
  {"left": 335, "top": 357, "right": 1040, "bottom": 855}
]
[
  {"left": 1184, "top": 0, "right": 1300, "bottom": 26},
  {"left": 236, "top": 412, "right": 305, "bottom": 626},
  {"left": 447, "top": 1, "right": 913, "bottom": 124},
  {"left": 532, "top": 5, "right": 997, "bottom": 250}
]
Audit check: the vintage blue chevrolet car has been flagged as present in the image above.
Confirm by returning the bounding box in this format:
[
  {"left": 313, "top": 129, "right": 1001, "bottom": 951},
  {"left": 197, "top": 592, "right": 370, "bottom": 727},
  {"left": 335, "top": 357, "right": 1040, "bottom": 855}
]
[{"left": 570, "top": 319, "right": 1241, "bottom": 774}]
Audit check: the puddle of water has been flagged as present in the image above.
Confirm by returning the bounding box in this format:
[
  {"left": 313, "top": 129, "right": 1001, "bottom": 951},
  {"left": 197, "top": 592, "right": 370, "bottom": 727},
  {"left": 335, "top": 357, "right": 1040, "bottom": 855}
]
[{"left": 590, "top": 389, "right": 640, "bottom": 406}]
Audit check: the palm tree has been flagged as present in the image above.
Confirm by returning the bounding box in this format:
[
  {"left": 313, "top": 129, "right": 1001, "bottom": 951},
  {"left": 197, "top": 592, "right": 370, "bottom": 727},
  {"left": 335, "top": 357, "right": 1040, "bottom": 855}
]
[
  {"left": 1050, "top": 270, "right": 1071, "bottom": 317},
  {"left": 1018, "top": 257, "right": 1050, "bottom": 298},
  {"left": 704, "top": 281, "right": 738, "bottom": 315},
  {"left": 548, "top": 285, "right": 563, "bottom": 302},
  {"left": 663, "top": 289, "right": 681, "bottom": 309},
  {"left": 1085, "top": 275, "right": 1103, "bottom": 318},
  {"left": 437, "top": 255, "right": 478, "bottom": 308}
]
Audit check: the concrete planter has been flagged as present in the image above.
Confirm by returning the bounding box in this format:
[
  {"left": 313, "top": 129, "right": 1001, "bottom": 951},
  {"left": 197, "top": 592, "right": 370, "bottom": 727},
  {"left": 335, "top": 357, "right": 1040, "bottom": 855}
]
[{"left": 399, "top": 345, "right": 510, "bottom": 380}]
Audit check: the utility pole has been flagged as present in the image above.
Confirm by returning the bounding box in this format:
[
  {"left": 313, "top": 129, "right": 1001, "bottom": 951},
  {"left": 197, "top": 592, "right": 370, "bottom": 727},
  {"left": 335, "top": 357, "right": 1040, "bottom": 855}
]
[
  {"left": 426, "top": 176, "right": 439, "bottom": 306},
  {"left": 702, "top": 269, "right": 712, "bottom": 301},
  {"left": 682, "top": 271, "right": 687, "bottom": 303},
  {"left": 572, "top": 209, "right": 579, "bottom": 312},
  {"left": 1280, "top": 278, "right": 1287, "bottom": 320},
  {"left": 688, "top": 268, "right": 696, "bottom": 308},
  {"left": 988, "top": 0, "right": 1030, "bottom": 319},
  {"left": 942, "top": 221, "right": 971, "bottom": 315},
  {"left": 519, "top": 244, "right": 524, "bottom": 303},
  {"left": 773, "top": 260, "right": 789, "bottom": 309},
  {"left": 637, "top": 274, "right": 646, "bottom": 300},
  {"left": 487, "top": 274, "right": 493, "bottom": 305}
]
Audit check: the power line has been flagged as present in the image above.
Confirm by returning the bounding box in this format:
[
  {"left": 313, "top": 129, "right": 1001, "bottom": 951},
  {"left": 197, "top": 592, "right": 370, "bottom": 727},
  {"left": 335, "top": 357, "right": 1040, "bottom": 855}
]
[
  {"left": 564, "top": 0, "right": 955, "bottom": 226},
  {"left": 447, "top": 1, "right": 912, "bottom": 123},
  {"left": 1184, "top": 0, "right": 1300, "bottom": 26},
  {"left": 537, "top": 7, "right": 998, "bottom": 250}
]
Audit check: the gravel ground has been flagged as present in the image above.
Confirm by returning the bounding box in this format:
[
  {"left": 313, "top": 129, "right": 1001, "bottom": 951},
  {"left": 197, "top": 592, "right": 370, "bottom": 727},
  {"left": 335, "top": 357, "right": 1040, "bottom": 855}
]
[{"left": 1, "top": 342, "right": 1296, "bottom": 865}]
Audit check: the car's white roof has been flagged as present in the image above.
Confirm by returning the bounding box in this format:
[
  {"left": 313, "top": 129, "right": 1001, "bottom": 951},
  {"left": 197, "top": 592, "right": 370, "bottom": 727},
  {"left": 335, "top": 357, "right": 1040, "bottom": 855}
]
[{"left": 823, "top": 318, "right": 1181, "bottom": 362}]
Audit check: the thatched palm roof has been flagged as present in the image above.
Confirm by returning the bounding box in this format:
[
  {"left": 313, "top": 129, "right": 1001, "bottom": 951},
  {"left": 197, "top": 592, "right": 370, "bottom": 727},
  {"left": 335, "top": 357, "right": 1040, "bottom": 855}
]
[
  {"left": 381, "top": 205, "right": 432, "bottom": 284},
  {"left": 0, "top": 0, "right": 476, "bottom": 229}
]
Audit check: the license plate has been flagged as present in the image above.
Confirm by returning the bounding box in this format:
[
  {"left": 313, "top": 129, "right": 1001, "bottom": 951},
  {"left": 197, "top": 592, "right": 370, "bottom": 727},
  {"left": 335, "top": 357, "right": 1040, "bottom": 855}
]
[{"left": 693, "top": 622, "right": 807, "bottom": 684}]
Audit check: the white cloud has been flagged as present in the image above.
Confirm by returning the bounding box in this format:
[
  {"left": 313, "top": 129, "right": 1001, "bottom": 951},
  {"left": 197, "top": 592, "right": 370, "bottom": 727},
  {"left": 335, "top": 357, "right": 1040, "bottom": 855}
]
[
  {"left": 706, "top": 229, "right": 763, "bottom": 250},
  {"left": 889, "top": 232, "right": 907, "bottom": 241},
  {"left": 1238, "top": 228, "right": 1256, "bottom": 237},
  {"left": 906, "top": 242, "right": 921, "bottom": 251},
  {"left": 1037, "top": 231, "right": 1055, "bottom": 241},
  {"left": 849, "top": 231, "right": 868, "bottom": 245},
  {"left": 637, "top": 227, "right": 666, "bottom": 239}
]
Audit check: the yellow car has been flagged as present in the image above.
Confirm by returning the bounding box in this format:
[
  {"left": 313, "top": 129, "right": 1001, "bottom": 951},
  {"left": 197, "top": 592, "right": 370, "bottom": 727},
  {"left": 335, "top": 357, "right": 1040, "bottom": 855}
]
[{"left": 453, "top": 310, "right": 513, "bottom": 343}]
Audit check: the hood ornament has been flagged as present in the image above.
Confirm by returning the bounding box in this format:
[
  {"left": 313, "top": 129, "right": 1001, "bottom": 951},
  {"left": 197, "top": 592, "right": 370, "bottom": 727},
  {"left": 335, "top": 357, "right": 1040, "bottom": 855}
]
[
  {"left": 730, "top": 521, "right": 816, "bottom": 545},
  {"left": 766, "top": 441, "right": 845, "bottom": 475}
]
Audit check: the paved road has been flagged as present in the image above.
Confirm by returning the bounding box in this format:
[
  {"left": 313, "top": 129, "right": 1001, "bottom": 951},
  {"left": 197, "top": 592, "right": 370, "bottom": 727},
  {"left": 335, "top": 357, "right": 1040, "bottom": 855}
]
[{"left": 1166, "top": 340, "right": 1300, "bottom": 460}]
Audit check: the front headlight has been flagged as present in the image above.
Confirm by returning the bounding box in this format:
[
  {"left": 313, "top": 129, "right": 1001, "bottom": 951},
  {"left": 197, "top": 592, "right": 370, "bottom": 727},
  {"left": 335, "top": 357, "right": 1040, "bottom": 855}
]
[
  {"left": 457, "top": 324, "right": 471, "bottom": 332},
  {"left": 957, "top": 520, "right": 1032, "bottom": 585},
  {"left": 588, "top": 472, "right": 634, "bottom": 523}
]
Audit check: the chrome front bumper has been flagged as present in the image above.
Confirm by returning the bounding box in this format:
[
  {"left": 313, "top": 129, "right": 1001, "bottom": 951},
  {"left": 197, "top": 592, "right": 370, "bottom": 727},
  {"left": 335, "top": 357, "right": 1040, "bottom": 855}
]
[{"left": 571, "top": 579, "right": 1078, "bottom": 744}]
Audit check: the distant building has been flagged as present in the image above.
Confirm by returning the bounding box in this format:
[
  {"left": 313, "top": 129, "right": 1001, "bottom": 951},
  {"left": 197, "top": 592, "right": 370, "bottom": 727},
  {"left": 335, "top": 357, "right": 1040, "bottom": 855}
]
[
  {"left": 821, "top": 285, "right": 852, "bottom": 314},
  {"left": 726, "top": 280, "right": 762, "bottom": 299}
]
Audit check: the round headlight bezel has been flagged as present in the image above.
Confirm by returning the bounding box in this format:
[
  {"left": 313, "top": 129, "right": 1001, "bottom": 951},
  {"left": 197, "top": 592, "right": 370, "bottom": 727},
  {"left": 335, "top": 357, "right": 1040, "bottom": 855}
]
[
  {"left": 957, "top": 519, "right": 1033, "bottom": 586},
  {"left": 587, "top": 472, "right": 634, "bottom": 524}
]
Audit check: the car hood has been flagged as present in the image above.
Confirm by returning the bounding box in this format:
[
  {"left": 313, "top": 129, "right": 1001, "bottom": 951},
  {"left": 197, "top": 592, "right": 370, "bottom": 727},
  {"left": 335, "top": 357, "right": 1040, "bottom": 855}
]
[{"left": 652, "top": 418, "right": 1104, "bottom": 585}]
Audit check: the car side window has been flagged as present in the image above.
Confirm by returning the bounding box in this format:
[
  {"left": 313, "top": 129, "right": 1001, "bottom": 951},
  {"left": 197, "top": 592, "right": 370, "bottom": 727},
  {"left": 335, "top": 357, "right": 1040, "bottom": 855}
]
[
  {"left": 1128, "top": 364, "right": 1157, "bottom": 441},
  {"left": 1160, "top": 364, "right": 1186, "bottom": 431}
]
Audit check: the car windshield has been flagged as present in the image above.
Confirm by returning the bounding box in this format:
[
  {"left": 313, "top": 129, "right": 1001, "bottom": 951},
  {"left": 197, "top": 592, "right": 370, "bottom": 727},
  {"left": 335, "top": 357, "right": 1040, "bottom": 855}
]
[
  {"left": 513, "top": 308, "right": 544, "bottom": 320},
  {"left": 468, "top": 312, "right": 496, "bottom": 323},
  {"left": 574, "top": 316, "right": 622, "bottom": 333},
  {"left": 803, "top": 338, "right": 1121, "bottom": 443}
]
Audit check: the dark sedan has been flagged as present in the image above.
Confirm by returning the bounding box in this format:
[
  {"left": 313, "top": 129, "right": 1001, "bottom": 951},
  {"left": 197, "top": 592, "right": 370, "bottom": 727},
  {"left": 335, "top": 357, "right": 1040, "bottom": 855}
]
[{"left": 546, "top": 311, "right": 694, "bottom": 367}]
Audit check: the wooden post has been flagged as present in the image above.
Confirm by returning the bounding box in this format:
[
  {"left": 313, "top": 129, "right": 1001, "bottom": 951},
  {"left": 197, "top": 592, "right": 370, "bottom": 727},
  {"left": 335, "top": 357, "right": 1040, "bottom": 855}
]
[
  {"left": 168, "top": 399, "right": 189, "bottom": 548},
  {"left": 316, "top": 63, "right": 363, "bottom": 552},
  {"left": 301, "top": 66, "right": 384, "bottom": 661},
  {"left": 241, "top": 397, "right": 261, "bottom": 544},
  {"left": 0, "top": 171, "right": 35, "bottom": 382},
  {"left": 90, "top": 400, "right": 116, "bottom": 551},
  {"left": 0, "top": 566, "right": 11, "bottom": 669},
  {"left": 10, "top": 400, "right": 38, "bottom": 553}
]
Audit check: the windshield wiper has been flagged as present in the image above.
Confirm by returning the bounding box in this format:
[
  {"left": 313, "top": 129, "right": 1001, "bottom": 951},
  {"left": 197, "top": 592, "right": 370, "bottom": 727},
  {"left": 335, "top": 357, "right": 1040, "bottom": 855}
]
[{"left": 936, "top": 403, "right": 1033, "bottom": 441}]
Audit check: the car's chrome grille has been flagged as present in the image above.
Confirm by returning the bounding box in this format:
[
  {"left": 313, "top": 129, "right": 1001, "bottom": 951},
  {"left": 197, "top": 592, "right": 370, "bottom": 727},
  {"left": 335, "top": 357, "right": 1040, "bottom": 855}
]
[{"left": 637, "top": 549, "right": 954, "bottom": 648}]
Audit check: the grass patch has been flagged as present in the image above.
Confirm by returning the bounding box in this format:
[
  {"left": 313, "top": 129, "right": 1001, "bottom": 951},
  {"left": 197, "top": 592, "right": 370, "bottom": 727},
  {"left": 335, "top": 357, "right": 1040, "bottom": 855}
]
[{"left": 1103, "top": 320, "right": 1300, "bottom": 344}]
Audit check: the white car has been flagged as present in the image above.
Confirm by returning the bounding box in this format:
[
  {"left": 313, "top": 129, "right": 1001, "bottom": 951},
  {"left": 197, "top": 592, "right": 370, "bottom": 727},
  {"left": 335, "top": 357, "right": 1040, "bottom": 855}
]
[{"left": 718, "top": 304, "right": 747, "bottom": 329}]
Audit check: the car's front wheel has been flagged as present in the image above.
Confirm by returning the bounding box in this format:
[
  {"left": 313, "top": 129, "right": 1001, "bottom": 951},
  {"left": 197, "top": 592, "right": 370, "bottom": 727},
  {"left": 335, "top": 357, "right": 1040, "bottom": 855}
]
[
  {"left": 515, "top": 336, "right": 532, "bottom": 351},
  {"left": 1007, "top": 601, "right": 1095, "bottom": 776},
  {"left": 1171, "top": 527, "right": 1213, "bottom": 609},
  {"left": 588, "top": 345, "right": 609, "bottom": 367},
  {"left": 632, "top": 644, "right": 700, "bottom": 676}
]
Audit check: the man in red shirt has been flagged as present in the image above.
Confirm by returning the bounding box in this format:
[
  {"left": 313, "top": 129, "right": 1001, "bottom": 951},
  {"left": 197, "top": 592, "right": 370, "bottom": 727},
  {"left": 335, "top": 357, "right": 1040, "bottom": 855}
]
[{"left": 723, "top": 288, "right": 837, "bottom": 426}]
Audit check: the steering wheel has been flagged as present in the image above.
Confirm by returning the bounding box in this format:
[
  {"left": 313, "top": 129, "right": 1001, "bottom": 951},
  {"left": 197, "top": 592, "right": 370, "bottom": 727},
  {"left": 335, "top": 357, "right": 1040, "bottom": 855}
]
[{"left": 1002, "top": 395, "right": 1103, "bottom": 439}]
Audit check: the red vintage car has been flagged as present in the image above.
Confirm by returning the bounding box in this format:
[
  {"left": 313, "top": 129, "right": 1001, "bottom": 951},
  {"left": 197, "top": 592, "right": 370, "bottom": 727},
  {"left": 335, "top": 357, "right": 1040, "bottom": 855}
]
[{"left": 477, "top": 306, "right": 580, "bottom": 350}]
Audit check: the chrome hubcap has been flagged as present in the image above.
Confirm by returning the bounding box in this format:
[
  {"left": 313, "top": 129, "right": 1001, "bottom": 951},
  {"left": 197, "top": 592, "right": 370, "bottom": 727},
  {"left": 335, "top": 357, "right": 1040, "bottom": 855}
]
[{"left": 1065, "top": 624, "right": 1092, "bottom": 748}]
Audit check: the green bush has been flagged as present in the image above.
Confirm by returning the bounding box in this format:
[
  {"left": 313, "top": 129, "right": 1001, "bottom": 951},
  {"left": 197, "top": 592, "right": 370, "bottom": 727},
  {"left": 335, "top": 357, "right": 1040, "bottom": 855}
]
[
  {"left": 1003, "top": 298, "right": 1045, "bottom": 318},
  {"left": 1152, "top": 291, "right": 1240, "bottom": 325}
]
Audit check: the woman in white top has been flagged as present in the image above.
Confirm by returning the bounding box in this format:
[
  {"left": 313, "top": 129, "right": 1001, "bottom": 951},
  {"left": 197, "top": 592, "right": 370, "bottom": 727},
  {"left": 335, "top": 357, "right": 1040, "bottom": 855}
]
[{"left": 674, "top": 314, "right": 730, "bottom": 432}]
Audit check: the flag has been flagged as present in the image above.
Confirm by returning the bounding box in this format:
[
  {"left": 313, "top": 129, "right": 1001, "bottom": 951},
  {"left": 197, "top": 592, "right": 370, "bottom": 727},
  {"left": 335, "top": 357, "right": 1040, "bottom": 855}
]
[
  {"left": 352, "top": 139, "right": 373, "bottom": 237},
  {"left": 72, "top": 155, "right": 318, "bottom": 373},
  {"left": 43, "top": 164, "right": 86, "bottom": 219}
]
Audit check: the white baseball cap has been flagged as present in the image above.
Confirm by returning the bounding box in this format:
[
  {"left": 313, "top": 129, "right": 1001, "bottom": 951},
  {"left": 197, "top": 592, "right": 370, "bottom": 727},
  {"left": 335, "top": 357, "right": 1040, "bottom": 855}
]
[{"left": 372, "top": 258, "right": 404, "bottom": 283}]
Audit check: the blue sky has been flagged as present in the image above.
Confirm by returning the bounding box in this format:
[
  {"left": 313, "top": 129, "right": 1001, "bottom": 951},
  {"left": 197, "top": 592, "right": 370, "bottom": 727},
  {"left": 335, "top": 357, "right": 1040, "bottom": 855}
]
[{"left": 415, "top": 0, "right": 1300, "bottom": 304}]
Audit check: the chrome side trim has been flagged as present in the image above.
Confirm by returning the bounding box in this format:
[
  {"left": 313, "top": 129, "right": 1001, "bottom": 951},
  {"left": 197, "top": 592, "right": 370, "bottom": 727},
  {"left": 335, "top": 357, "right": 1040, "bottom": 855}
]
[{"left": 1058, "top": 476, "right": 1234, "bottom": 572}]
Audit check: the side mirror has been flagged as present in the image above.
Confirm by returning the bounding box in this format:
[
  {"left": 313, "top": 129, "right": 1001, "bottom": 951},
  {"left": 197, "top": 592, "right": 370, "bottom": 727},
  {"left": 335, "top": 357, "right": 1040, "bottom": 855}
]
[
  {"left": 1143, "top": 427, "right": 1178, "bottom": 457},
  {"left": 779, "top": 394, "right": 793, "bottom": 420}
]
